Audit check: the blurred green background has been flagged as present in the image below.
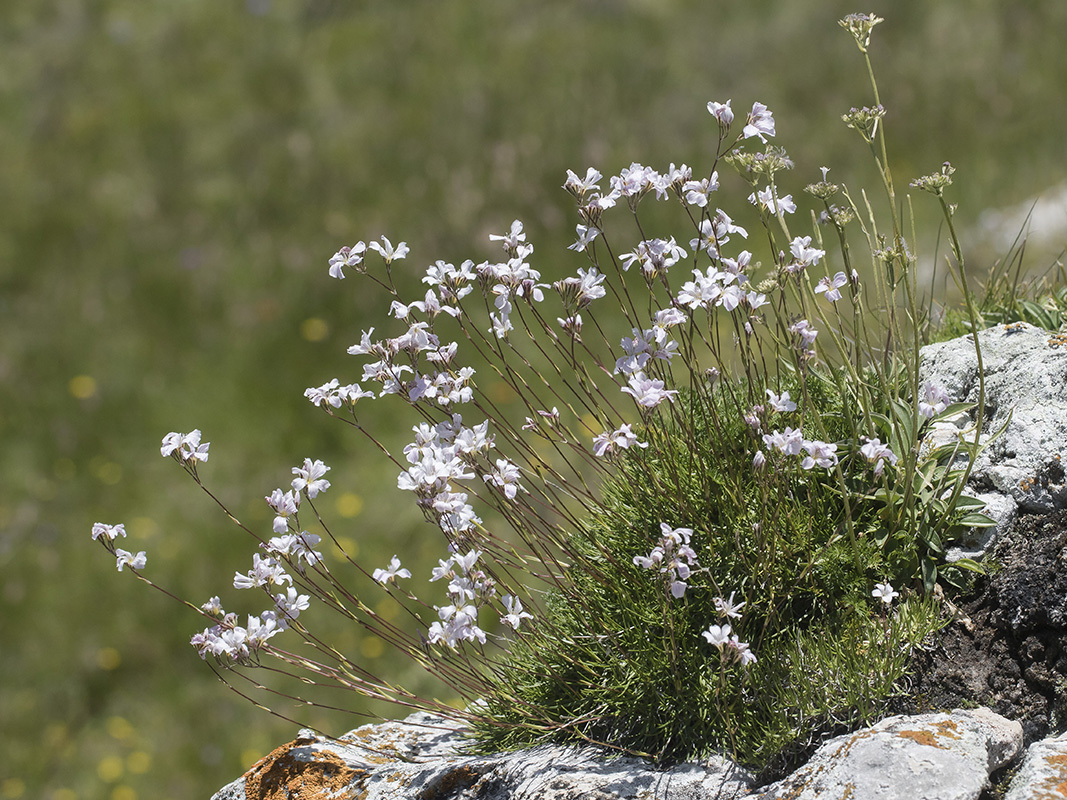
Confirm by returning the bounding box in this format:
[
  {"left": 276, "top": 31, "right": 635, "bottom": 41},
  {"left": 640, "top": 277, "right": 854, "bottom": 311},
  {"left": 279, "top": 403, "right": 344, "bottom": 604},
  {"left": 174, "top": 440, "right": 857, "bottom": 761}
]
[{"left": 3, "top": 1, "right": 1065, "bottom": 797}]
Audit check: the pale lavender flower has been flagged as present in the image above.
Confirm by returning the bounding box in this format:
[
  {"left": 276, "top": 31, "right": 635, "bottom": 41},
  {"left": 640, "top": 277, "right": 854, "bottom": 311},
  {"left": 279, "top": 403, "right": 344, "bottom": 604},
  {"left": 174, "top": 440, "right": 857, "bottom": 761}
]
[
  {"left": 749, "top": 186, "right": 795, "bottom": 215},
  {"left": 919, "top": 381, "right": 951, "bottom": 419},
  {"left": 789, "top": 318, "right": 819, "bottom": 349},
  {"left": 274, "top": 587, "right": 311, "bottom": 620},
  {"left": 489, "top": 220, "right": 526, "bottom": 252},
  {"left": 743, "top": 102, "right": 776, "bottom": 143},
  {"left": 483, "top": 458, "right": 522, "bottom": 500},
  {"left": 762, "top": 427, "right": 804, "bottom": 457},
  {"left": 786, "top": 236, "right": 826, "bottom": 272},
  {"left": 265, "top": 488, "right": 300, "bottom": 534},
  {"left": 161, "top": 430, "right": 210, "bottom": 463},
  {"left": 801, "top": 439, "right": 839, "bottom": 470},
  {"left": 234, "top": 553, "right": 291, "bottom": 590},
  {"left": 563, "top": 167, "right": 603, "bottom": 198},
  {"left": 567, "top": 224, "right": 601, "bottom": 252},
  {"left": 201, "top": 596, "right": 224, "bottom": 616},
  {"left": 815, "top": 271, "right": 849, "bottom": 302},
  {"left": 729, "top": 636, "right": 757, "bottom": 667},
  {"left": 860, "top": 437, "right": 898, "bottom": 476},
  {"left": 621, "top": 372, "right": 679, "bottom": 409},
  {"left": 683, "top": 174, "right": 719, "bottom": 207},
  {"left": 707, "top": 100, "right": 734, "bottom": 127}
]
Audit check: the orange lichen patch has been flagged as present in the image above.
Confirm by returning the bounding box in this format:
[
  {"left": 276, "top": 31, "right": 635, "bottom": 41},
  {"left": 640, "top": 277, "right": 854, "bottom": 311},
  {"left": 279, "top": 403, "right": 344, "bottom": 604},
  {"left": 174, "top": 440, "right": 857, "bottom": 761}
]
[
  {"left": 896, "top": 719, "right": 961, "bottom": 749},
  {"left": 1031, "top": 753, "right": 1067, "bottom": 800},
  {"left": 243, "top": 739, "right": 367, "bottom": 800},
  {"left": 1047, "top": 332, "right": 1067, "bottom": 349},
  {"left": 1005, "top": 322, "right": 1027, "bottom": 332}
]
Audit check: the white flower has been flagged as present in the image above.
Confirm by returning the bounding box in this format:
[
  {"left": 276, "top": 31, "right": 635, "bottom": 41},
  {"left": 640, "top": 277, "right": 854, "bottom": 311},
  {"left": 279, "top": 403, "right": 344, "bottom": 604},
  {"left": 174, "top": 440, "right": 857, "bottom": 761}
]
[
  {"left": 500, "top": 595, "right": 534, "bottom": 630},
  {"left": 765, "top": 389, "right": 797, "bottom": 413},
  {"left": 328, "top": 242, "right": 366, "bottom": 279},
  {"left": 373, "top": 555, "right": 412, "bottom": 585},
  {"left": 115, "top": 549, "right": 147, "bottom": 572},
  {"left": 92, "top": 522, "right": 126, "bottom": 541},
  {"left": 714, "top": 592, "right": 746, "bottom": 620},
  {"left": 201, "top": 596, "right": 224, "bottom": 616},
  {"left": 368, "top": 236, "right": 410, "bottom": 264},
  {"left": 291, "top": 458, "right": 331, "bottom": 498},
  {"left": 787, "top": 236, "right": 826, "bottom": 271},
  {"left": 161, "top": 430, "right": 210, "bottom": 463},
  {"left": 483, "top": 458, "right": 522, "bottom": 500},
  {"left": 489, "top": 220, "right": 526, "bottom": 251},
  {"left": 815, "top": 271, "right": 849, "bottom": 302},
  {"left": 703, "top": 623, "right": 732, "bottom": 649},
  {"left": 872, "top": 582, "right": 899, "bottom": 605},
  {"left": 274, "top": 587, "right": 311, "bottom": 620},
  {"left": 592, "top": 424, "right": 649, "bottom": 458},
  {"left": 749, "top": 186, "right": 795, "bottom": 215}
]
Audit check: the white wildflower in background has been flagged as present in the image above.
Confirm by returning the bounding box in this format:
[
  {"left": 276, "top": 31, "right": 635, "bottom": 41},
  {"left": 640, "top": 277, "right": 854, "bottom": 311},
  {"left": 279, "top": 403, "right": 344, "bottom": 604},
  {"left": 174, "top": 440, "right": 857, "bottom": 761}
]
[{"left": 872, "top": 582, "right": 899, "bottom": 605}]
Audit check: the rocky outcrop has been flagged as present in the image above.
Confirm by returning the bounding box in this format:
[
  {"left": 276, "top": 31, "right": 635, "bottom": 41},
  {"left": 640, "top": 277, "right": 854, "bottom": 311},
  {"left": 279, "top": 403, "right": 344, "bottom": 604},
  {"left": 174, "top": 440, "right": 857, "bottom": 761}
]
[
  {"left": 210, "top": 712, "right": 755, "bottom": 800},
  {"left": 918, "top": 322, "right": 1067, "bottom": 558},
  {"left": 208, "top": 708, "right": 1067, "bottom": 800}
]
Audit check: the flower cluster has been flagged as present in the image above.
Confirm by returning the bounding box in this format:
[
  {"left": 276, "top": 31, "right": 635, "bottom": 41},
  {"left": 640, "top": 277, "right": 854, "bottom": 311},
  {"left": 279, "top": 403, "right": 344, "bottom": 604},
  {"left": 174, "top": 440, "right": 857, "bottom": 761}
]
[
  {"left": 92, "top": 21, "right": 989, "bottom": 763},
  {"left": 703, "top": 591, "right": 756, "bottom": 667},
  {"left": 633, "top": 524, "right": 700, "bottom": 599}
]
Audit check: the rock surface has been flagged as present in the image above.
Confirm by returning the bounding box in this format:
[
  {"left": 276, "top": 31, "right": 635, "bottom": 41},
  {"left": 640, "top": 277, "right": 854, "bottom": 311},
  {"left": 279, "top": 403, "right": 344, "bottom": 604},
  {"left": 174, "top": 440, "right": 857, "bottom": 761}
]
[
  {"left": 751, "top": 708, "right": 1020, "bottom": 800},
  {"left": 212, "top": 709, "right": 1033, "bottom": 800},
  {"left": 918, "top": 322, "right": 1067, "bottom": 556},
  {"left": 1003, "top": 730, "right": 1067, "bottom": 799}
]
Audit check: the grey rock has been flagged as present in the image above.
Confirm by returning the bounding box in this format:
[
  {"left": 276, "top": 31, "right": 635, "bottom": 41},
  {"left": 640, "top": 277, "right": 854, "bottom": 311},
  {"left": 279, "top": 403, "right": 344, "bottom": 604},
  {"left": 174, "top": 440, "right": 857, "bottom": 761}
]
[
  {"left": 210, "top": 712, "right": 755, "bottom": 800},
  {"left": 750, "top": 708, "right": 1022, "bottom": 800},
  {"left": 919, "top": 323, "right": 1067, "bottom": 547},
  {"left": 1003, "top": 730, "right": 1067, "bottom": 799}
]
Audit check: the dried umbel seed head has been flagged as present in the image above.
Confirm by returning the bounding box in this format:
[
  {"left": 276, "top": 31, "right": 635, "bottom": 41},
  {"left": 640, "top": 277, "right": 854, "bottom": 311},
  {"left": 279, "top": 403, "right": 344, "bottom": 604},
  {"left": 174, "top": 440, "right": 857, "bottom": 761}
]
[{"left": 839, "top": 12, "right": 884, "bottom": 53}]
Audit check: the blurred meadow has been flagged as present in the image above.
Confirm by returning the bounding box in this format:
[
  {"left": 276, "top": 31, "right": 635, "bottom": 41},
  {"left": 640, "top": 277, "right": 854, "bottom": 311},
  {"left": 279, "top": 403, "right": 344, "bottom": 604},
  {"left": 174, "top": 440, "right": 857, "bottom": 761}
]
[{"left": 2, "top": 1, "right": 1066, "bottom": 797}]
